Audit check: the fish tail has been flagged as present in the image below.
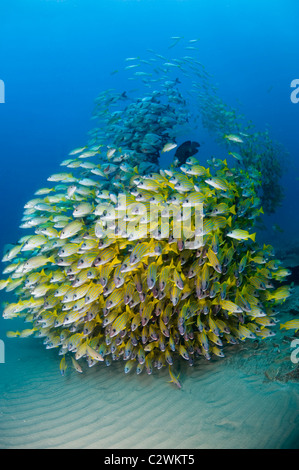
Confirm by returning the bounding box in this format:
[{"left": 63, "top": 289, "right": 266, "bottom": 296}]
[
  {"left": 249, "top": 233, "right": 256, "bottom": 242},
  {"left": 168, "top": 367, "right": 181, "bottom": 388},
  {"left": 230, "top": 205, "right": 236, "bottom": 215}
]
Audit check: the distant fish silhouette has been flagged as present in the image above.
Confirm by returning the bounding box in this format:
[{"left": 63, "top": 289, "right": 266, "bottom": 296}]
[{"left": 174, "top": 140, "right": 200, "bottom": 164}]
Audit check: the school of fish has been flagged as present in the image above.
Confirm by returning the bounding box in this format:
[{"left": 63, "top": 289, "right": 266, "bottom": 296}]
[{"left": 0, "top": 39, "right": 294, "bottom": 387}]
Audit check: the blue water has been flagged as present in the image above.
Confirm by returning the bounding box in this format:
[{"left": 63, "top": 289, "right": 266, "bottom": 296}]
[
  {"left": 1, "top": 0, "right": 299, "bottom": 250},
  {"left": 0, "top": 0, "right": 299, "bottom": 449}
]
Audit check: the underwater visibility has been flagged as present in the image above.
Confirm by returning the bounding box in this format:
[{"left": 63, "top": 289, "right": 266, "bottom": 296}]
[{"left": 1, "top": 1, "right": 299, "bottom": 450}]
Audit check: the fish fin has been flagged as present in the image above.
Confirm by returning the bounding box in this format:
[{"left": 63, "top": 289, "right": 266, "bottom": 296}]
[
  {"left": 230, "top": 205, "right": 236, "bottom": 215},
  {"left": 111, "top": 257, "right": 121, "bottom": 267},
  {"left": 168, "top": 371, "right": 181, "bottom": 388},
  {"left": 227, "top": 216, "right": 232, "bottom": 227},
  {"left": 125, "top": 304, "right": 132, "bottom": 315},
  {"left": 249, "top": 233, "right": 256, "bottom": 242},
  {"left": 156, "top": 255, "right": 163, "bottom": 266}
]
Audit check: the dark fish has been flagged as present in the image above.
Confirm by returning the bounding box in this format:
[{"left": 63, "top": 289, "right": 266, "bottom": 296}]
[{"left": 174, "top": 140, "right": 200, "bottom": 164}]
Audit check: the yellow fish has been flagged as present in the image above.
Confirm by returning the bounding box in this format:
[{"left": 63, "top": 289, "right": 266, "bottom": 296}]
[
  {"left": 227, "top": 229, "right": 256, "bottom": 242},
  {"left": 207, "top": 247, "right": 222, "bottom": 274},
  {"left": 280, "top": 320, "right": 299, "bottom": 332},
  {"left": 71, "top": 356, "right": 83, "bottom": 373},
  {"left": 6, "top": 330, "right": 20, "bottom": 338},
  {"left": 161, "top": 142, "right": 177, "bottom": 153},
  {"left": 86, "top": 344, "right": 104, "bottom": 362},
  {"left": 60, "top": 356, "right": 67, "bottom": 376},
  {"left": 60, "top": 220, "right": 83, "bottom": 239},
  {"left": 168, "top": 366, "right": 182, "bottom": 389}
]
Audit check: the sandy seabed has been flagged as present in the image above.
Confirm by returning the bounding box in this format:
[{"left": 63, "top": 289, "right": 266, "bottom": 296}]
[{"left": 0, "top": 290, "right": 299, "bottom": 450}]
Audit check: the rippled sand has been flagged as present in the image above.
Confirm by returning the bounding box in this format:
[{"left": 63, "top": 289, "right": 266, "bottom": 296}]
[{"left": 1, "top": 314, "right": 298, "bottom": 449}]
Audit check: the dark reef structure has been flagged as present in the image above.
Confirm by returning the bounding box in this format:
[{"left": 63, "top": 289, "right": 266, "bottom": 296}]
[
  {"left": 174, "top": 141, "right": 200, "bottom": 165},
  {"left": 197, "top": 91, "right": 288, "bottom": 215}
]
